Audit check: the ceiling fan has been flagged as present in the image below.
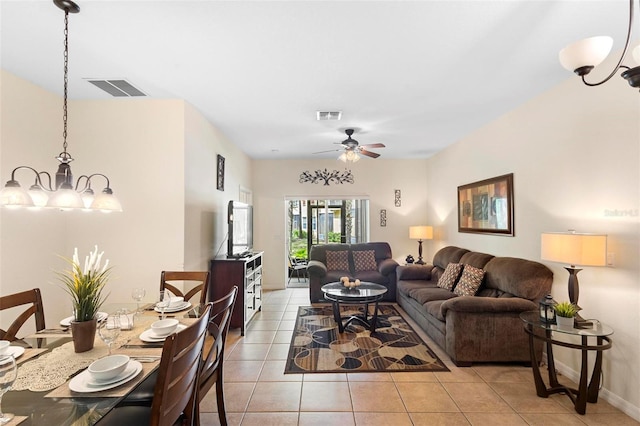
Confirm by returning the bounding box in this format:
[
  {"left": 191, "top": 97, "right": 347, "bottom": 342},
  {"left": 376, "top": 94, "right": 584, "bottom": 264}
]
[{"left": 313, "top": 129, "right": 385, "bottom": 162}]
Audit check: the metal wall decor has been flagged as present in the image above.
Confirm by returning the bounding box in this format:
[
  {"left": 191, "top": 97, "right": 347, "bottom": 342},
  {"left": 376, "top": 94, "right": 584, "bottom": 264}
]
[
  {"left": 395, "top": 189, "right": 401, "bottom": 207},
  {"left": 299, "top": 169, "right": 354, "bottom": 186},
  {"left": 216, "top": 154, "right": 225, "bottom": 191},
  {"left": 380, "top": 209, "right": 387, "bottom": 227}
]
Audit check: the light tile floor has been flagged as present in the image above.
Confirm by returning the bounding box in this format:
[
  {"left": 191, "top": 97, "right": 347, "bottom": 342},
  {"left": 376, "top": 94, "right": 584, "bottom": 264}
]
[{"left": 199, "top": 288, "right": 639, "bottom": 426}]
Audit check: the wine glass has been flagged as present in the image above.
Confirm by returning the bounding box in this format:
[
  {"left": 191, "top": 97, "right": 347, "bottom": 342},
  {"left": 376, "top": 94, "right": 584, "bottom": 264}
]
[
  {"left": 98, "top": 316, "right": 121, "bottom": 355},
  {"left": 131, "top": 287, "right": 146, "bottom": 315},
  {"left": 157, "top": 290, "right": 169, "bottom": 320},
  {"left": 0, "top": 355, "right": 17, "bottom": 424}
]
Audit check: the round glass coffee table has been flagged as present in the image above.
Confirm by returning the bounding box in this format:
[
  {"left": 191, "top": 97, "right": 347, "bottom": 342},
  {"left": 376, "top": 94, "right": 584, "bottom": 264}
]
[{"left": 321, "top": 282, "right": 388, "bottom": 333}]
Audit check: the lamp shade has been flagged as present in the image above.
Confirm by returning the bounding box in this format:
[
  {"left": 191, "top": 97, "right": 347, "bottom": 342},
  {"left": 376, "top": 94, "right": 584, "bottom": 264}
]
[
  {"left": 632, "top": 44, "right": 640, "bottom": 65},
  {"left": 409, "top": 225, "right": 433, "bottom": 240},
  {"left": 541, "top": 232, "right": 607, "bottom": 267},
  {"left": 559, "top": 36, "right": 613, "bottom": 72}
]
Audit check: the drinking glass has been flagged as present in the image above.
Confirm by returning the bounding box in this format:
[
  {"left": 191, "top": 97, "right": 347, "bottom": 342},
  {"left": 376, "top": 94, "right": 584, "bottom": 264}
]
[
  {"left": 0, "top": 355, "right": 17, "bottom": 424},
  {"left": 131, "top": 287, "right": 146, "bottom": 315},
  {"left": 157, "top": 290, "right": 169, "bottom": 320},
  {"left": 98, "top": 316, "right": 121, "bottom": 355}
]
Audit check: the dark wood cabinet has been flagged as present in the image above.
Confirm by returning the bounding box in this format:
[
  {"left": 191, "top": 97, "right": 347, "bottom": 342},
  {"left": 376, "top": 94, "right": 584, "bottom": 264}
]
[{"left": 209, "top": 252, "right": 263, "bottom": 335}]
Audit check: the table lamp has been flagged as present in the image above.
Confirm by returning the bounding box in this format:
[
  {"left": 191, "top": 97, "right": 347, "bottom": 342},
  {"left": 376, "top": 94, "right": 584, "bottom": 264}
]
[
  {"left": 409, "top": 225, "right": 433, "bottom": 265},
  {"left": 540, "top": 231, "right": 607, "bottom": 327}
]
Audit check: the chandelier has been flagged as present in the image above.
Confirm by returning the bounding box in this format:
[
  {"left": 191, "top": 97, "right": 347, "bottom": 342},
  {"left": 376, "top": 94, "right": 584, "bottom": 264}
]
[
  {"left": 0, "top": 0, "right": 122, "bottom": 212},
  {"left": 559, "top": 0, "right": 640, "bottom": 90}
]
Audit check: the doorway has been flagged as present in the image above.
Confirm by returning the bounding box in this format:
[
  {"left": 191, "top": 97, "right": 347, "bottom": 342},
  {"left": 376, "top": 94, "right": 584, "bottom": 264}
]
[{"left": 285, "top": 198, "right": 370, "bottom": 288}]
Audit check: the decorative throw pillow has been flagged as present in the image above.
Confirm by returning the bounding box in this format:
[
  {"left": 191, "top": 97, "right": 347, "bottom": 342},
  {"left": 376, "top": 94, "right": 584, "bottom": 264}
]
[
  {"left": 453, "top": 264, "right": 485, "bottom": 296},
  {"left": 325, "top": 250, "right": 350, "bottom": 271},
  {"left": 352, "top": 250, "right": 378, "bottom": 272},
  {"left": 437, "top": 262, "right": 463, "bottom": 291}
]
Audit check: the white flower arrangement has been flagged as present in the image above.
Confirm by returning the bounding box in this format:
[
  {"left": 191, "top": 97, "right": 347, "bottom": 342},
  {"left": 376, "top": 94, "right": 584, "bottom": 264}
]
[{"left": 57, "top": 245, "right": 111, "bottom": 322}]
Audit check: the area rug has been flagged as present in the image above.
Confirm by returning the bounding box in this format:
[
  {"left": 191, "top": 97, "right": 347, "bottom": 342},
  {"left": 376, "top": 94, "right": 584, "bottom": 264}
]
[{"left": 285, "top": 305, "right": 449, "bottom": 374}]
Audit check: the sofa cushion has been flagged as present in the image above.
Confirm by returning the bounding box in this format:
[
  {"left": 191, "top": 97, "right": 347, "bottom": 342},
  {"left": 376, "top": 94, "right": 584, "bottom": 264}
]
[
  {"left": 352, "top": 250, "right": 377, "bottom": 272},
  {"left": 326, "top": 250, "right": 350, "bottom": 271},
  {"left": 433, "top": 246, "right": 470, "bottom": 270},
  {"left": 437, "top": 263, "right": 463, "bottom": 290},
  {"left": 424, "top": 300, "right": 446, "bottom": 321},
  {"left": 407, "top": 286, "right": 457, "bottom": 305},
  {"left": 454, "top": 264, "right": 485, "bottom": 296}
]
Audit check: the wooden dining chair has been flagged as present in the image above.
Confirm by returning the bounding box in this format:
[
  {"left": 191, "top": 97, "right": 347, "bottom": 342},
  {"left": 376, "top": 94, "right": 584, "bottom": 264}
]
[
  {"left": 97, "top": 303, "right": 212, "bottom": 426},
  {"left": 0, "top": 288, "right": 45, "bottom": 341},
  {"left": 161, "top": 271, "right": 210, "bottom": 305},
  {"left": 199, "top": 286, "right": 238, "bottom": 426}
]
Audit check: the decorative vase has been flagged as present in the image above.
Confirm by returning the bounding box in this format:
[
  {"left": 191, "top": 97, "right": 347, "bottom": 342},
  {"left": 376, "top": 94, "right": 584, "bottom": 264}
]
[
  {"left": 70, "top": 318, "right": 97, "bottom": 353},
  {"left": 555, "top": 316, "right": 574, "bottom": 330}
]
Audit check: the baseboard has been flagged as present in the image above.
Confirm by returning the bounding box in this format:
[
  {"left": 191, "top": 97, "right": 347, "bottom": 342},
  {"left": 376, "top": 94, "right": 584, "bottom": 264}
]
[{"left": 542, "top": 353, "right": 640, "bottom": 421}]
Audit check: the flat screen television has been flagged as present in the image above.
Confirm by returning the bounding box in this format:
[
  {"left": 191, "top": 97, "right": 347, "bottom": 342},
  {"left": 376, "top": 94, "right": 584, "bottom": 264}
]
[{"left": 227, "top": 200, "right": 253, "bottom": 258}]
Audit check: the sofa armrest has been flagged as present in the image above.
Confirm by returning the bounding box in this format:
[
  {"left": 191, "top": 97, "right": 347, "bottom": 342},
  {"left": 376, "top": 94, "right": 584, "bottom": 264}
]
[
  {"left": 307, "top": 260, "right": 327, "bottom": 277},
  {"left": 397, "top": 264, "right": 433, "bottom": 281},
  {"left": 378, "top": 258, "right": 399, "bottom": 276},
  {"left": 441, "top": 296, "right": 537, "bottom": 316}
]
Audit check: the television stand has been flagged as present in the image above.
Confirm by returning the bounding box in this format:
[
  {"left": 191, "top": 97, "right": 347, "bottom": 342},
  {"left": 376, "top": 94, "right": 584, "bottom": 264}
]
[{"left": 209, "top": 251, "right": 263, "bottom": 335}]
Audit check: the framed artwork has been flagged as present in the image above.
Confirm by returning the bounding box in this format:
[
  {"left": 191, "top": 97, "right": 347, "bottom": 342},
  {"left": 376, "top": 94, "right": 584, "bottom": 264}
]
[
  {"left": 380, "top": 209, "right": 387, "bottom": 227},
  {"left": 216, "top": 154, "right": 225, "bottom": 191},
  {"left": 394, "top": 189, "right": 401, "bottom": 207},
  {"left": 458, "top": 173, "right": 514, "bottom": 236}
]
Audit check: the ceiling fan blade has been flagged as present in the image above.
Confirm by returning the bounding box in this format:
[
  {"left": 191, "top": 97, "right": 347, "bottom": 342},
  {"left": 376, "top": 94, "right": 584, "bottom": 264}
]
[
  {"left": 359, "top": 149, "right": 380, "bottom": 158},
  {"left": 312, "top": 148, "right": 343, "bottom": 154},
  {"left": 360, "top": 143, "right": 385, "bottom": 149}
]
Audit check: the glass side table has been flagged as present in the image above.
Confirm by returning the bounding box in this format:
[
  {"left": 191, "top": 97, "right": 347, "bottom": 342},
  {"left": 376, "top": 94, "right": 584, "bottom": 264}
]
[{"left": 520, "top": 311, "right": 613, "bottom": 415}]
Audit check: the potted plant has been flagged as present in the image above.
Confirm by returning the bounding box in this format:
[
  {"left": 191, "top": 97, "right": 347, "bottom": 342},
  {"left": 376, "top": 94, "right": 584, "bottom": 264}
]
[
  {"left": 57, "top": 246, "right": 111, "bottom": 352},
  {"left": 553, "top": 301, "right": 578, "bottom": 329}
]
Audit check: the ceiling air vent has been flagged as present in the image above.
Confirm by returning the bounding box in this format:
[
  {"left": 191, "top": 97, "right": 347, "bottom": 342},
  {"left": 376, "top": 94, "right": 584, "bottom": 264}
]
[
  {"left": 87, "top": 79, "right": 146, "bottom": 97},
  {"left": 316, "top": 111, "right": 342, "bottom": 121}
]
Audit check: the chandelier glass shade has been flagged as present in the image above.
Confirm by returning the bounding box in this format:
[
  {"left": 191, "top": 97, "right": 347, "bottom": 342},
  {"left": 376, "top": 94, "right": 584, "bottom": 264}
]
[
  {"left": 338, "top": 150, "right": 360, "bottom": 163},
  {"left": 0, "top": 0, "right": 121, "bottom": 212},
  {"left": 560, "top": 0, "right": 640, "bottom": 90}
]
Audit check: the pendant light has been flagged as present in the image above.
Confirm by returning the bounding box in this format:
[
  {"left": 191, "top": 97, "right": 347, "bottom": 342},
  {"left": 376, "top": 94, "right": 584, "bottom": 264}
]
[
  {"left": 0, "top": 0, "right": 122, "bottom": 212},
  {"left": 559, "top": 0, "right": 640, "bottom": 90}
]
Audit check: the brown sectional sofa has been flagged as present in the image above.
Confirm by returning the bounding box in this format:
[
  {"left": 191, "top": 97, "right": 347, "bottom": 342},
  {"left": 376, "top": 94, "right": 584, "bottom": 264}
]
[
  {"left": 307, "top": 242, "right": 399, "bottom": 303},
  {"left": 396, "top": 246, "right": 552, "bottom": 366}
]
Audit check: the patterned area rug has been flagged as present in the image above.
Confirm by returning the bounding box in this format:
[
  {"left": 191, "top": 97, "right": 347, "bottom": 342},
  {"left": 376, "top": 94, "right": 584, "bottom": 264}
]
[{"left": 285, "top": 305, "right": 449, "bottom": 374}]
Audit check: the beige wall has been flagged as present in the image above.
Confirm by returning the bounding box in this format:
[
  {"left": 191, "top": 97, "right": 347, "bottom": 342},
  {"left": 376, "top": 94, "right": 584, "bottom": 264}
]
[
  {"left": 424, "top": 76, "right": 640, "bottom": 417},
  {"left": 0, "top": 70, "right": 252, "bottom": 334},
  {"left": 183, "top": 103, "right": 253, "bottom": 273},
  {"left": 251, "top": 159, "right": 428, "bottom": 289}
]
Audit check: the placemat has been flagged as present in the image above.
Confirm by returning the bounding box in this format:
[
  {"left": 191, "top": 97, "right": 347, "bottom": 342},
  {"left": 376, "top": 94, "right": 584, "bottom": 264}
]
[{"left": 44, "top": 360, "right": 158, "bottom": 399}]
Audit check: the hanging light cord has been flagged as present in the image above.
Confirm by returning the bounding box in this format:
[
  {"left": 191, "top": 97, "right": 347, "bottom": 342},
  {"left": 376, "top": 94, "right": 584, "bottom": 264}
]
[{"left": 58, "top": 7, "right": 72, "bottom": 164}]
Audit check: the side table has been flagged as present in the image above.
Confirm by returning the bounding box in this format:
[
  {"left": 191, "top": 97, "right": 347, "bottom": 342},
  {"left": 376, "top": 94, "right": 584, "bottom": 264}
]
[{"left": 520, "top": 311, "right": 613, "bottom": 414}]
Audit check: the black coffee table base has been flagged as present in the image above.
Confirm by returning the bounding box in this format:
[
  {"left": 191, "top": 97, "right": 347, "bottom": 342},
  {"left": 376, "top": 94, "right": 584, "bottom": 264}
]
[{"left": 326, "top": 297, "right": 382, "bottom": 333}]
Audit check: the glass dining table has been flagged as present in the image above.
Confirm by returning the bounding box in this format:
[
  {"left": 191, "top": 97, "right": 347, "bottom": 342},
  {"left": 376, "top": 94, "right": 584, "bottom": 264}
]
[{"left": 3, "top": 302, "right": 204, "bottom": 426}]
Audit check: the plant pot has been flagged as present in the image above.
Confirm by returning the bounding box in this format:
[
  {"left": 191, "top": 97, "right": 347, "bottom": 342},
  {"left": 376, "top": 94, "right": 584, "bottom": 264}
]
[
  {"left": 70, "top": 318, "right": 97, "bottom": 353},
  {"left": 555, "top": 315, "right": 574, "bottom": 329}
]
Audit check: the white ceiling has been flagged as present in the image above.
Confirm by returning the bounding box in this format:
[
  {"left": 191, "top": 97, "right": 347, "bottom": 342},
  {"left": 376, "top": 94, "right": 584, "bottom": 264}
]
[{"left": 0, "top": 0, "right": 630, "bottom": 160}]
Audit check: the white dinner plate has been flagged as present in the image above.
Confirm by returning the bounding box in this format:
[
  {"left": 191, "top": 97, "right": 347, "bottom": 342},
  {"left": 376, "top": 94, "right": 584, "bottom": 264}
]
[
  {"left": 0, "top": 347, "right": 25, "bottom": 365},
  {"left": 60, "top": 312, "right": 108, "bottom": 327},
  {"left": 69, "top": 360, "right": 142, "bottom": 393},
  {"left": 154, "top": 301, "right": 191, "bottom": 313},
  {"left": 139, "top": 324, "right": 187, "bottom": 342},
  {"left": 86, "top": 363, "right": 139, "bottom": 386}
]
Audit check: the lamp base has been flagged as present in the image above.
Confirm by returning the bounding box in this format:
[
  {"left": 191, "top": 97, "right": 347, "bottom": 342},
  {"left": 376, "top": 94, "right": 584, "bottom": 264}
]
[{"left": 573, "top": 313, "right": 593, "bottom": 329}]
